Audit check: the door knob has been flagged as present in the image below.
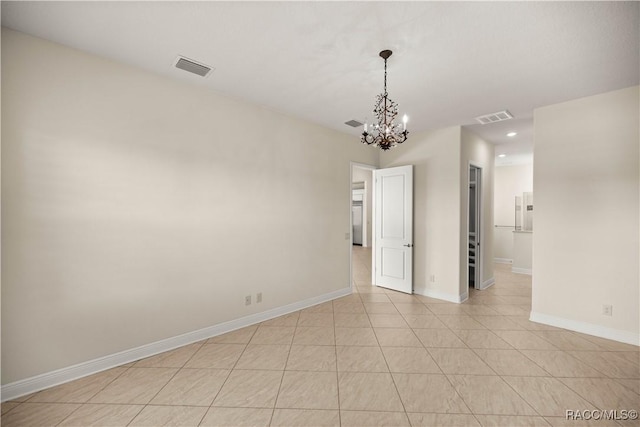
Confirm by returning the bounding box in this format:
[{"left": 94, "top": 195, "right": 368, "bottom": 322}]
[{"left": 404, "top": 244, "right": 413, "bottom": 247}]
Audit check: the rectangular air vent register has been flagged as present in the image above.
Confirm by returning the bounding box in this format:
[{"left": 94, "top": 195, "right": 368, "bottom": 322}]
[{"left": 174, "top": 56, "right": 213, "bottom": 77}]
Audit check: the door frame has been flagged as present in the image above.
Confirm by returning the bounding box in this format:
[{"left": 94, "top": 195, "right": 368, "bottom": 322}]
[
  {"left": 467, "top": 162, "right": 483, "bottom": 290},
  {"left": 350, "top": 162, "right": 377, "bottom": 290}
]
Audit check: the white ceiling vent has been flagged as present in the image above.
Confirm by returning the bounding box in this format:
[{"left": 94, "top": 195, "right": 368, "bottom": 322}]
[
  {"left": 475, "top": 110, "right": 514, "bottom": 125},
  {"left": 344, "top": 120, "right": 364, "bottom": 128},
  {"left": 174, "top": 56, "right": 213, "bottom": 77}
]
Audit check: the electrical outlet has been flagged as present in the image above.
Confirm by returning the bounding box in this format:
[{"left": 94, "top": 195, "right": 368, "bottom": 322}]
[
  {"left": 602, "top": 304, "right": 613, "bottom": 316},
  {"left": 245, "top": 295, "right": 252, "bottom": 306},
  {"left": 345, "top": 232, "right": 350, "bottom": 240},
  {"left": 257, "top": 292, "right": 262, "bottom": 303},
  {"left": 430, "top": 275, "right": 436, "bottom": 283}
]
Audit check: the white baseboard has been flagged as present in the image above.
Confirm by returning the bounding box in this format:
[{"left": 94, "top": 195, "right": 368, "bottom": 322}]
[
  {"left": 1, "top": 287, "right": 352, "bottom": 402},
  {"left": 529, "top": 311, "right": 640, "bottom": 346},
  {"left": 416, "top": 288, "right": 467, "bottom": 303},
  {"left": 480, "top": 277, "right": 495, "bottom": 290},
  {"left": 511, "top": 267, "right": 532, "bottom": 275},
  {"left": 494, "top": 258, "right": 512, "bottom": 264}
]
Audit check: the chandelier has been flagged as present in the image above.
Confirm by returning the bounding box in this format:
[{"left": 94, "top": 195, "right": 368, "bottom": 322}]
[{"left": 361, "top": 50, "right": 409, "bottom": 150}]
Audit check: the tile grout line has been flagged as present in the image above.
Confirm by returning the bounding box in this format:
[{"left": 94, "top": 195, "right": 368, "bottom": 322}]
[
  {"left": 52, "top": 359, "right": 143, "bottom": 427},
  {"left": 197, "top": 325, "right": 258, "bottom": 426},
  {"left": 266, "top": 308, "right": 299, "bottom": 426}
]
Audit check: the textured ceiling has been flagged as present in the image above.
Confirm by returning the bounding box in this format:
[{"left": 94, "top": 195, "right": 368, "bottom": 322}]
[{"left": 2, "top": 1, "right": 639, "bottom": 165}]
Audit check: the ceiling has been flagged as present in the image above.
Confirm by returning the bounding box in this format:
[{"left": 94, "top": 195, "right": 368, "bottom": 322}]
[{"left": 2, "top": 1, "right": 638, "bottom": 166}]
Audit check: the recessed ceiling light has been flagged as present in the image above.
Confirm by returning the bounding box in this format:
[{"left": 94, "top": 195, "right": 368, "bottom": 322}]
[
  {"left": 506, "top": 132, "right": 517, "bottom": 137},
  {"left": 498, "top": 154, "right": 507, "bottom": 158}
]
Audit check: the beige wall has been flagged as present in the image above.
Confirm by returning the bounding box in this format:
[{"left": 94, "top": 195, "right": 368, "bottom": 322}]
[
  {"left": 1, "top": 28, "right": 378, "bottom": 383},
  {"left": 532, "top": 86, "right": 639, "bottom": 343},
  {"left": 460, "top": 128, "right": 495, "bottom": 292},
  {"left": 493, "top": 164, "right": 534, "bottom": 261},
  {"left": 380, "top": 127, "right": 463, "bottom": 301}
]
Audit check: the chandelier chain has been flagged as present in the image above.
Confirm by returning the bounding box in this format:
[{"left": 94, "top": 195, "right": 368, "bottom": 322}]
[{"left": 383, "top": 57, "right": 388, "bottom": 96}]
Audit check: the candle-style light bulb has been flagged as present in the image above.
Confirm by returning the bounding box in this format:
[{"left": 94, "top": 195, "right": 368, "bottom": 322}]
[{"left": 402, "top": 114, "right": 408, "bottom": 131}]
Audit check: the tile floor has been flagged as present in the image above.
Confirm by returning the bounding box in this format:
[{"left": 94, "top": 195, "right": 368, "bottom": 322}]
[{"left": 2, "top": 246, "right": 638, "bottom": 426}]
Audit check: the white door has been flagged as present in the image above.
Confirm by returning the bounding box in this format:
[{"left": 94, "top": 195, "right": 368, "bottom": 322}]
[{"left": 374, "top": 165, "right": 413, "bottom": 294}]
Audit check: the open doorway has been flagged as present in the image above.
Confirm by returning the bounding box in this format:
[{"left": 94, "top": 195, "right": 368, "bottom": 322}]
[
  {"left": 468, "top": 164, "right": 482, "bottom": 290},
  {"left": 351, "top": 163, "right": 375, "bottom": 289}
]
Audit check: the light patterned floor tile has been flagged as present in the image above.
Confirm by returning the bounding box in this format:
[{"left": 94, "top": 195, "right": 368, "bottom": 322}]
[
  {"left": 448, "top": 375, "right": 538, "bottom": 415},
  {"left": 275, "top": 371, "right": 339, "bottom": 410},
  {"left": 559, "top": 377, "right": 640, "bottom": 411},
  {"left": 493, "top": 330, "right": 559, "bottom": 350},
  {"left": 338, "top": 372, "right": 404, "bottom": 412},
  {"left": 340, "top": 410, "right": 410, "bottom": 426},
  {"left": 503, "top": 376, "right": 597, "bottom": 417},
  {"left": 297, "top": 312, "right": 334, "bottom": 327},
  {"left": 234, "top": 344, "right": 290, "bottom": 370},
  {"left": 474, "top": 349, "right": 550, "bottom": 376},
  {"left": 184, "top": 343, "right": 245, "bottom": 369},
  {"left": 544, "top": 417, "right": 620, "bottom": 427},
  {"left": 150, "top": 368, "right": 230, "bottom": 406},
  {"left": 286, "top": 345, "right": 336, "bottom": 371},
  {"left": 461, "top": 305, "right": 501, "bottom": 316},
  {"left": 333, "top": 302, "right": 366, "bottom": 314},
  {"left": 57, "top": 404, "right": 144, "bottom": 426},
  {"left": 208, "top": 326, "right": 257, "bottom": 343},
  {"left": 531, "top": 331, "right": 604, "bottom": 351},
  {"left": 368, "top": 314, "right": 410, "bottom": 328},
  {"left": 453, "top": 330, "right": 514, "bottom": 349},
  {"left": 472, "top": 315, "right": 525, "bottom": 330},
  {"left": 425, "top": 304, "right": 467, "bottom": 315},
  {"left": 335, "top": 327, "right": 378, "bottom": 346},
  {"left": 261, "top": 313, "right": 300, "bottom": 327},
  {"left": 374, "top": 328, "right": 423, "bottom": 347},
  {"left": 250, "top": 326, "right": 296, "bottom": 345},
  {"left": 359, "top": 293, "right": 391, "bottom": 302},
  {"left": 293, "top": 327, "right": 335, "bottom": 345},
  {"left": 271, "top": 409, "right": 340, "bottom": 426},
  {"left": 408, "top": 413, "right": 481, "bottom": 427},
  {"left": 578, "top": 335, "right": 640, "bottom": 352},
  {"left": 392, "top": 373, "right": 471, "bottom": 413},
  {"left": 567, "top": 351, "right": 639, "bottom": 379},
  {"left": 302, "top": 301, "right": 334, "bottom": 314},
  {"left": 133, "top": 343, "right": 202, "bottom": 368},
  {"left": 429, "top": 348, "right": 495, "bottom": 375},
  {"left": 336, "top": 346, "right": 389, "bottom": 372},
  {"left": 334, "top": 313, "right": 370, "bottom": 327},
  {"left": 381, "top": 347, "right": 442, "bottom": 374},
  {"left": 414, "top": 329, "right": 467, "bottom": 348},
  {"left": 27, "top": 368, "right": 126, "bottom": 403},
  {"left": 438, "top": 315, "right": 488, "bottom": 330},
  {"left": 394, "top": 302, "right": 431, "bottom": 315},
  {"left": 364, "top": 302, "right": 400, "bottom": 314},
  {"left": 1, "top": 403, "right": 81, "bottom": 427},
  {"left": 402, "top": 314, "right": 447, "bottom": 329},
  {"left": 475, "top": 415, "right": 551, "bottom": 426},
  {"left": 519, "top": 350, "right": 605, "bottom": 377},
  {"left": 199, "top": 407, "right": 272, "bottom": 427},
  {"left": 1, "top": 402, "right": 21, "bottom": 415},
  {"left": 128, "top": 405, "right": 207, "bottom": 426},
  {"left": 617, "top": 378, "right": 640, "bottom": 395},
  {"left": 88, "top": 368, "right": 177, "bottom": 404},
  {"left": 212, "top": 369, "right": 283, "bottom": 408}
]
